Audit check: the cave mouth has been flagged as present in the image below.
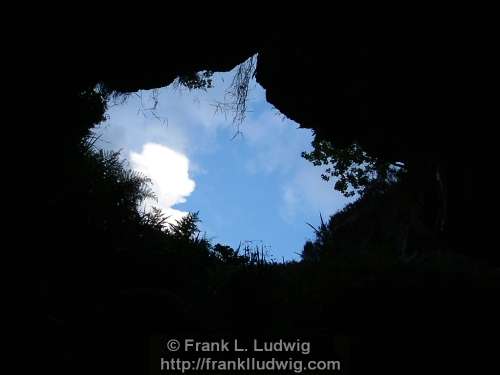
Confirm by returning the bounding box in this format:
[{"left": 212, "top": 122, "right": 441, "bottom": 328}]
[{"left": 93, "top": 61, "right": 351, "bottom": 260}]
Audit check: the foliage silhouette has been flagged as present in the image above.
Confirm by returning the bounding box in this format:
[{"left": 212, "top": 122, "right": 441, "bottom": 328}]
[{"left": 302, "top": 138, "right": 405, "bottom": 198}]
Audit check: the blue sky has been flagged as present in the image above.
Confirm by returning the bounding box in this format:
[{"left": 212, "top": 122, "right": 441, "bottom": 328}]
[{"left": 95, "top": 64, "right": 352, "bottom": 260}]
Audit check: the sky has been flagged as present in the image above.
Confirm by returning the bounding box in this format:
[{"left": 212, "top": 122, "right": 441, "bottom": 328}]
[{"left": 94, "top": 62, "right": 352, "bottom": 260}]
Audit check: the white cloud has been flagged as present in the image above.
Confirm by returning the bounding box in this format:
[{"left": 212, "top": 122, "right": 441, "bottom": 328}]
[
  {"left": 279, "top": 161, "right": 353, "bottom": 223},
  {"left": 241, "top": 104, "right": 313, "bottom": 177},
  {"left": 130, "top": 143, "right": 195, "bottom": 224},
  {"left": 281, "top": 186, "right": 299, "bottom": 223}
]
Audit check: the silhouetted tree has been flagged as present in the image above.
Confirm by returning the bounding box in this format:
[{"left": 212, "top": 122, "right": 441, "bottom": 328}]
[
  {"left": 302, "top": 138, "right": 405, "bottom": 197},
  {"left": 167, "top": 212, "right": 202, "bottom": 241}
]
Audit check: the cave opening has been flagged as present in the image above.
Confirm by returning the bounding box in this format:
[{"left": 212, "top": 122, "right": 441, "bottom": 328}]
[{"left": 93, "top": 58, "right": 352, "bottom": 260}]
